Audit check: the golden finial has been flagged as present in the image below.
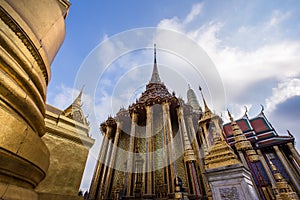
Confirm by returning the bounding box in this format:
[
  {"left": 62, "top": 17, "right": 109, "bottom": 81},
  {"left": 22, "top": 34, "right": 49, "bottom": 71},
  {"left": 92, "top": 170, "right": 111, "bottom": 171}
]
[
  {"left": 227, "top": 109, "right": 233, "bottom": 122},
  {"left": 199, "top": 85, "right": 211, "bottom": 113}
]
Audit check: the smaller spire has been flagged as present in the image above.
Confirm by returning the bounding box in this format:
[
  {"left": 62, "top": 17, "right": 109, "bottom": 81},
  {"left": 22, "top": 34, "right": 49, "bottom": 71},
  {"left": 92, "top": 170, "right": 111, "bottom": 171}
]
[
  {"left": 199, "top": 85, "right": 211, "bottom": 114},
  {"left": 187, "top": 84, "right": 202, "bottom": 113},
  {"left": 149, "top": 44, "right": 161, "bottom": 84},
  {"left": 268, "top": 159, "right": 298, "bottom": 199},
  {"left": 62, "top": 86, "right": 88, "bottom": 126},
  {"left": 73, "top": 85, "right": 84, "bottom": 107},
  {"left": 228, "top": 109, "right": 259, "bottom": 162},
  {"left": 227, "top": 109, "right": 233, "bottom": 122},
  {"left": 154, "top": 43, "right": 157, "bottom": 62}
]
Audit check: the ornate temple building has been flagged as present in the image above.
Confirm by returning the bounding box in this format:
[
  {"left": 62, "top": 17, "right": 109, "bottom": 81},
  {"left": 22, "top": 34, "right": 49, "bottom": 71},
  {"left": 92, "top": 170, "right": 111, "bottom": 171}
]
[
  {"left": 88, "top": 47, "right": 300, "bottom": 200},
  {"left": 1, "top": 1, "right": 299, "bottom": 199},
  {"left": 0, "top": 1, "right": 94, "bottom": 199}
]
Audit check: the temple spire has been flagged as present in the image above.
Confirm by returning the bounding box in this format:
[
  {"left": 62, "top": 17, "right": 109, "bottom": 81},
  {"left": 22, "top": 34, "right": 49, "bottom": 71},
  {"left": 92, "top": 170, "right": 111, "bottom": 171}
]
[
  {"left": 187, "top": 84, "right": 202, "bottom": 113},
  {"left": 149, "top": 44, "right": 161, "bottom": 84},
  {"left": 227, "top": 109, "right": 259, "bottom": 162},
  {"left": 73, "top": 86, "right": 84, "bottom": 107},
  {"left": 62, "top": 86, "right": 88, "bottom": 125},
  {"left": 199, "top": 86, "right": 211, "bottom": 114}
]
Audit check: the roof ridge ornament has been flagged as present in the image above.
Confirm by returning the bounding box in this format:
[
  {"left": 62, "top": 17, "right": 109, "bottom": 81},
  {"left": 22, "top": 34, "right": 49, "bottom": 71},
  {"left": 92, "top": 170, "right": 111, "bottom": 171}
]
[
  {"left": 260, "top": 104, "right": 264, "bottom": 113},
  {"left": 243, "top": 105, "right": 248, "bottom": 118}
]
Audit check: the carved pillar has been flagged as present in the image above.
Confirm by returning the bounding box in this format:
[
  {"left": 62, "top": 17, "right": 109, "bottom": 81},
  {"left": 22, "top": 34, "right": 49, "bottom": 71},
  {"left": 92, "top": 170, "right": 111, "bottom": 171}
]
[
  {"left": 202, "top": 125, "right": 211, "bottom": 149},
  {"left": 162, "top": 103, "right": 170, "bottom": 194},
  {"left": 287, "top": 143, "right": 300, "bottom": 169},
  {"left": 178, "top": 107, "right": 201, "bottom": 197},
  {"left": 187, "top": 115, "right": 201, "bottom": 160},
  {"left": 212, "top": 118, "right": 224, "bottom": 141},
  {"left": 105, "top": 121, "right": 123, "bottom": 197},
  {"left": 187, "top": 115, "right": 209, "bottom": 197},
  {"left": 126, "top": 111, "right": 138, "bottom": 196},
  {"left": 273, "top": 145, "right": 300, "bottom": 194},
  {"left": 98, "top": 126, "right": 114, "bottom": 199},
  {"left": 145, "top": 105, "right": 153, "bottom": 195},
  {"left": 89, "top": 134, "right": 109, "bottom": 200},
  {"left": 256, "top": 149, "right": 276, "bottom": 188},
  {"left": 162, "top": 102, "right": 175, "bottom": 193},
  {"left": 134, "top": 151, "right": 144, "bottom": 198},
  {"left": 198, "top": 126, "right": 209, "bottom": 156}
]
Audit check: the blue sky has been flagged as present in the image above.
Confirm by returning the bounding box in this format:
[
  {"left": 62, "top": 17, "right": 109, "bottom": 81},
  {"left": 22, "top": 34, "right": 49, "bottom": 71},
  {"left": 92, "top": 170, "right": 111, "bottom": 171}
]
[{"left": 46, "top": 0, "right": 300, "bottom": 191}]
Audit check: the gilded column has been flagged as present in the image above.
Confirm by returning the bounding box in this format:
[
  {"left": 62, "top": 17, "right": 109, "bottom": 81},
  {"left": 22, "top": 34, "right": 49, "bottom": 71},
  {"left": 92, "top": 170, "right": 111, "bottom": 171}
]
[
  {"left": 105, "top": 121, "right": 123, "bottom": 197},
  {"left": 177, "top": 106, "right": 201, "bottom": 196},
  {"left": 198, "top": 126, "right": 209, "bottom": 156},
  {"left": 0, "top": 1, "right": 69, "bottom": 199},
  {"left": 256, "top": 149, "right": 277, "bottom": 188},
  {"left": 162, "top": 103, "right": 170, "bottom": 194},
  {"left": 145, "top": 106, "right": 154, "bottom": 195},
  {"left": 162, "top": 102, "right": 175, "bottom": 193},
  {"left": 89, "top": 133, "right": 109, "bottom": 199},
  {"left": 273, "top": 145, "right": 300, "bottom": 194},
  {"left": 202, "top": 125, "right": 212, "bottom": 149},
  {"left": 126, "top": 111, "right": 138, "bottom": 196},
  {"left": 187, "top": 113, "right": 201, "bottom": 160},
  {"left": 187, "top": 114, "right": 207, "bottom": 196},
  {"left": 287, "top": 143, "right": 300, "bottom": 169},
  {"left": 98, "top": 126, "right": 114, "bottom": 199}
]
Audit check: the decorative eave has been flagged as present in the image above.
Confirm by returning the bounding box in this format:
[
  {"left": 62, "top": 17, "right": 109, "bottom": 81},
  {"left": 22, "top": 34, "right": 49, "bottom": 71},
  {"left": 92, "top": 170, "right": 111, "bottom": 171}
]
[{"left": 255, "top": 136, "right": 294, "bottom": 148}]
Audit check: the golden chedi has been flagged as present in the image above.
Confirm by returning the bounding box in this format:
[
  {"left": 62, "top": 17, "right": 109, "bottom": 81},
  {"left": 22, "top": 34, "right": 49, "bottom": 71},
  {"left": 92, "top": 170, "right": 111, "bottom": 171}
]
[{"left": 0, "top": 0, "right": 70, "bottom": 199}]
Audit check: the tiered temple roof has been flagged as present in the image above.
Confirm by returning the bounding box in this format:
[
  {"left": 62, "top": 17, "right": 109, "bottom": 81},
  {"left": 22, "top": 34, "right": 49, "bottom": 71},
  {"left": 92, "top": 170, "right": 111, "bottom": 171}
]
[{"left": 223, "top": 107, "right": 294, "bottom": 148}]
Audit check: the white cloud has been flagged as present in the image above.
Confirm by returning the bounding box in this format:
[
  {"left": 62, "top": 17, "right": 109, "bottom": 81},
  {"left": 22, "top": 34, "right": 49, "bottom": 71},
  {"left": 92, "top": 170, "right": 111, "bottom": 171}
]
[
  {"left": 265, "top": 78, "right": 300, "bottom": 114},
  {"left": 157, "top": 17, "right": 183, "bottom": 32},
  {"left": 266, "top": 10, "right": 291, "bottom": 29},
  {"left": 50, "top": 85, "right": 75, "bottom": 109},
  {"left": 157, "top": 2, "right": 203, "bottom": 32},
  {"left": 157, "top": 6, "right": 300, "bottom": 110},
  {"left": 183, "top": 3, "right": 203, "bottom": 24}
]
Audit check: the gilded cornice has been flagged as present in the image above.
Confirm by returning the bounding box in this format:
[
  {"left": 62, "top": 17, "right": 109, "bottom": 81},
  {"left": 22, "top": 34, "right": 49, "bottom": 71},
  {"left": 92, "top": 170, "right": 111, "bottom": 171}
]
[
  {"left": 0, "top": 6, "right": 48, "bottom": 84},
  {"left": 45, "top": 125, "right": 94, "bottom": 148}
]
